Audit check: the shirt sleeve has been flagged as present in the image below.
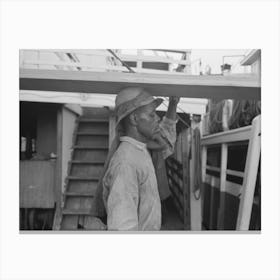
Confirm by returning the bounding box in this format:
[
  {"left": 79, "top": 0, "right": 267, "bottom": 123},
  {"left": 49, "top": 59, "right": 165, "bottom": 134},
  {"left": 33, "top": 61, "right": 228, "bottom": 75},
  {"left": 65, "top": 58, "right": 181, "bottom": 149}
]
[
  {"left": 159, "top": 116, "right": 177, "bottom": 159},
  {"left": 105, "top": 163, "right": 139, "bottom": 231}
]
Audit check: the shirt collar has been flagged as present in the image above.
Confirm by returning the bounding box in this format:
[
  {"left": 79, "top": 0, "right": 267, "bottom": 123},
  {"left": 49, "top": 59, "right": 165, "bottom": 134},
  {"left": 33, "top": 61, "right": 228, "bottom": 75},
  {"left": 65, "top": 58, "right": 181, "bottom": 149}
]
[{"left": 119, "top": 136, "right": 147, "bottom": 151}]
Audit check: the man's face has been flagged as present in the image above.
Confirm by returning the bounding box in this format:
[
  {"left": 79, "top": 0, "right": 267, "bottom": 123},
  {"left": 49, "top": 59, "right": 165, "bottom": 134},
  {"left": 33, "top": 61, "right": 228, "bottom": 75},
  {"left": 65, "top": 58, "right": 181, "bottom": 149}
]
[{"left": 134, "top": 102, "right": 160, "bottom": 141}]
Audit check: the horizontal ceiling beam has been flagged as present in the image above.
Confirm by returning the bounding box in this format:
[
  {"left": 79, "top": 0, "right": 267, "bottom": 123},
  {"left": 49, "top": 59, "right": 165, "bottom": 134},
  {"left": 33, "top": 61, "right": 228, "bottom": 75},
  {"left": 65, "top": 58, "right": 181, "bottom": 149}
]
[{"left": 19, "top": 69, "right": 261, "bottom": 100}]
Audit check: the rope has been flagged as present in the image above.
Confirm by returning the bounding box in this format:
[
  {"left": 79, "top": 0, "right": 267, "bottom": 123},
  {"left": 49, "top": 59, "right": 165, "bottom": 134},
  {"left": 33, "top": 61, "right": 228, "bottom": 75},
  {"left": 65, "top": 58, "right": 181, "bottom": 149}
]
[
  {"left": 228, "top": 100, "right": 261, "bottom": 129},
  {"left": 208, "top": 100, "right": 225, "bottom": 133}
]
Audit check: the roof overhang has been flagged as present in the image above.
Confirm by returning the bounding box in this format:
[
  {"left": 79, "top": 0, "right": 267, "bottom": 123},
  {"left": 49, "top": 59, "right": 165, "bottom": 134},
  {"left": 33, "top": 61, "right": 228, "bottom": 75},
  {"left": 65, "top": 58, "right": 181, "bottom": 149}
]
[{"left": 19, "top": 69, "right": 261, "bottom": 100}]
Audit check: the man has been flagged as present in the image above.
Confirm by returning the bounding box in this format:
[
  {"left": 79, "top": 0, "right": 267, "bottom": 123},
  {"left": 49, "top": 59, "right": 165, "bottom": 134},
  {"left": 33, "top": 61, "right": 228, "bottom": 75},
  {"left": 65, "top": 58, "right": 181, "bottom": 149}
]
[{"left": 102, "top": 87, "right": 178, "bottom": 230}]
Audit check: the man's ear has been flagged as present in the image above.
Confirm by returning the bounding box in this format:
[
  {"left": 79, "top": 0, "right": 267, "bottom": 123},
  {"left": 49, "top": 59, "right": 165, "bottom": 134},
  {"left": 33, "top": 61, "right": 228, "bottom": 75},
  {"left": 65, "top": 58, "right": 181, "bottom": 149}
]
[{"left": 128, "top": 112, "right": 138, "bottom": 126}]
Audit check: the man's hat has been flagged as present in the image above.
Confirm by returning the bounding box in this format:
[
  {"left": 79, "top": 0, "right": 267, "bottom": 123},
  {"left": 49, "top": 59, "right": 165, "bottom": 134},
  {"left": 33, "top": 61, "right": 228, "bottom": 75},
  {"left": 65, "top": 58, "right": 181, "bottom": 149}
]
[{"left": 115, "top": 87, "right": 163, "bottom": 126}]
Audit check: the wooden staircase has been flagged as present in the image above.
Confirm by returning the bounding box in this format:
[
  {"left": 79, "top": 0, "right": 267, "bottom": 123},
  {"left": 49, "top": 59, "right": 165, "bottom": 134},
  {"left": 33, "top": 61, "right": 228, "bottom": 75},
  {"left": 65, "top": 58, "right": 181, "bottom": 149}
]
[{"left": 53, "top": 108, "right": 110, "bottom": 230}]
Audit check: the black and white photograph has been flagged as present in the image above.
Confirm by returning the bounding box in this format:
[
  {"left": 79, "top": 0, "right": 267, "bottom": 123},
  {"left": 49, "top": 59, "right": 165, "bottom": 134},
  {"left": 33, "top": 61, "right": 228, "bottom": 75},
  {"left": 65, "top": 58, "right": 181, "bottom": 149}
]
[
  {"left": 1, "top": 1, "right": 280, "bottom": 280},
  {"left": 19, "top": 49, "right": 261, "bottom": 232}
]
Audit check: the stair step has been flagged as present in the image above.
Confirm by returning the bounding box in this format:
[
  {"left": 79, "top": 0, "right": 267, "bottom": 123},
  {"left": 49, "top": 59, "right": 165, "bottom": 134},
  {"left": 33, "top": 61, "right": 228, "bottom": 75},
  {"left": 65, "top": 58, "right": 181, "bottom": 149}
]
[
  {"left": 73, "top": 145, "right": 108, "bottom": 150},
  {"left": 62, "top": 209, "right": 92, "bottom": 215},
  {"left": 73, "top": 149, "right": 108, "bottom": 162},
  {"left": 71, "top": 160, "right": 104, "bottom": 165},
  {"left": 79, "top": 118, "right": 108, "bottom": 123},
  {"left": 78, "top": 122, "right": 109, "bottom": 134},
  {"left": 65, "top": 192, "right": 94, "bottom": 197},
  {"left": 76, "top": 135, "right": 109, "bottom": 147},
  {"left": 67, "top": 176, "right": 99, "bottom": 181},
  {"left": 77, "top": 132, "right": 109, "bottom": 136}
]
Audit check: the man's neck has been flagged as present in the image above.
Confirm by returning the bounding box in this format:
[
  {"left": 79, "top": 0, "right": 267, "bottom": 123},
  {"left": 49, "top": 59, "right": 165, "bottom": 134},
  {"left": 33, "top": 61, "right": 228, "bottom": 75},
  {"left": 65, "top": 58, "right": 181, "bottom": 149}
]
[{"left": 125, "top": 129, "right": 147, "bottom": 144}]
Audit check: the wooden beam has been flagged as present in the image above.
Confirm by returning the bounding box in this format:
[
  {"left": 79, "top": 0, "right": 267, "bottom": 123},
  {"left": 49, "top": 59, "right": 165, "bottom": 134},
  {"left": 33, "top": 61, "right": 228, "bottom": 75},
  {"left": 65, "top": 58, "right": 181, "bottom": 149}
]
[{"left": 20, "top": 69, "right": 261, "bottom": 100}]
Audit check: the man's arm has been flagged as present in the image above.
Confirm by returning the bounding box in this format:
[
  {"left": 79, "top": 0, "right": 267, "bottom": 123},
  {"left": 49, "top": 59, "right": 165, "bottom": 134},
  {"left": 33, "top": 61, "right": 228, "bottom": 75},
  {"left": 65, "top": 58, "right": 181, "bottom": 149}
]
[
  {"left": 166, "top": 96, "right": 180, "bottom": 121},
  {"left": 147, "top": 97, "right": 180, "bottom": 154}
]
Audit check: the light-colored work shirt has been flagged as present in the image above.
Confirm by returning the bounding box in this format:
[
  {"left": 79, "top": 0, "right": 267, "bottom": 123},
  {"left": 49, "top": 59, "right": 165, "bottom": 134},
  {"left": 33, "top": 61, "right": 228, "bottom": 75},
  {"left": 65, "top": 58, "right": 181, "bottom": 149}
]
[{"left": 103, "top": 136, "right": 161, "bottom": 231}]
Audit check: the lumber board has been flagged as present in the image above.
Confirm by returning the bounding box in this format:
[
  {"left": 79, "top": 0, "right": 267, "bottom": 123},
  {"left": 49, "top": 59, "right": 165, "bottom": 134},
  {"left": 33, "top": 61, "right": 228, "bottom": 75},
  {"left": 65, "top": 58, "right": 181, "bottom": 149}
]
[{"left": 20, "top": 69, "right": 261, "bottom": 100}]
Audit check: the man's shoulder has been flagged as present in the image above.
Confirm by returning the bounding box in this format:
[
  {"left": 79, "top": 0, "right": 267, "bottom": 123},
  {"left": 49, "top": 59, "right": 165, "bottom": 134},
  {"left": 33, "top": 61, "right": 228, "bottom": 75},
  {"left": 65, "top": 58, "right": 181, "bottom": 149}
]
[{"left": 108, "top": 142, "right": 147, "bottom": 172}]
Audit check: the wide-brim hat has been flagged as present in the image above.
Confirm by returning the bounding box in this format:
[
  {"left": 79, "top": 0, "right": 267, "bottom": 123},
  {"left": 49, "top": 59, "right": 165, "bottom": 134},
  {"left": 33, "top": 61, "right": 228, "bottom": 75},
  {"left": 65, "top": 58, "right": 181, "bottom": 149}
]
[{"left": 115, "top": 87, "right": 163, "bottom": 126}]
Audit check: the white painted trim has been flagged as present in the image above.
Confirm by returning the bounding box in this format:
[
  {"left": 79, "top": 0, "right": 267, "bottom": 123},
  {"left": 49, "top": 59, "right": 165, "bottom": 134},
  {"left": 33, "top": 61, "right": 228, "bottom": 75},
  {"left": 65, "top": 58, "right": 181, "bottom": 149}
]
[
  {"left": 236, "top": 116, "right": 261, "bottom": 230},
  {"left": 201, "top": 125, "right": 252, "bottom": 146},
  {"left": 64, "top": 104, "right": 83, "bottom": 116},
  {"left": 206, "top": 165, "right": 220, "bottom": 172},
  {"left": 226, "top": 169, "right": 244, "bottom": 178},
  {"left": 205, "top": 165, "right": 245, "bottom": 178},
  {"left": 220, "top": 144, "right": 228, "bottom": 192},
  {"left": 204, "top": 174, "right": 242, "bottom": 197},
  {"left": 240, "top": 49, "right": 261, "bottom": 66},
  {"left": 19, "top": 90, "right": 116, "bottom": 107}
]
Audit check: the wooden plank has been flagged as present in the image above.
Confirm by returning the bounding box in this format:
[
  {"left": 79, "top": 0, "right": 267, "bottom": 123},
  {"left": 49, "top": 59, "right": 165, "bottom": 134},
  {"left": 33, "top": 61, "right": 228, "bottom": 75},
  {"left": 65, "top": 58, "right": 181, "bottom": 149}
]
[
  {"left": 217, "top": 143, "right": 228, "bottom": 230},
  {"left": 56, "top": 107, "right": 63, "bottom": 206},
  {"left": 79, "top": 118, "right": 108, "bottom": 122},
  {"left": 20, "top": 69, "right": 261, "bottom": 100},
  {"left": 226, "top": 169, "right": 244, "bottom": 178},
  {"left": 209, "top": 176, "right": 216, "bottom": 230},
  {"left": 65, "top": 192, "right": 94, "bottom": 197},
  {"left": 52, "top": 107, "right": 63, "bottom": 230},
  {"left": 206, "top": 165, "right": 221, "bottom": 172},
  {"left": 62, "top": 209, "right": 92, "bottom": 215},
  {"left": 73, "top": 145, "right": 108, "bottom": 150},
  {"left": 201, "top": 146, "right": 207, "bottom": 221},
  {"left": 67, "top": 176, "right": 99, "bottom": 181},
  {"left": 236, "top": 116, "right": 261, "bottom": 230},
  {"left": 201, "top": 125, "right": 252, "bottom": 146}
]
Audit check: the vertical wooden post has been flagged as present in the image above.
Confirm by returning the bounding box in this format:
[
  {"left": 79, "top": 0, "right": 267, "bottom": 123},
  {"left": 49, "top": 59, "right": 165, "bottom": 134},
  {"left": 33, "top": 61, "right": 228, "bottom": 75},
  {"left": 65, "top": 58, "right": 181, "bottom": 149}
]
[
  {"left": 181, "top": 128, "right": 190, "bottom": 229},
  {"left": 56, "top": 107, "right": 63, "bottom": 208},
  {"left": 217, "top": 143, "right": 228, "bottom": 229},
  {"left": 137, "top": 49, "right": 142, "bottom": 71},
  {"left": 209, "top": 176, "right": 216, "bottom": 229},
  {"left": 236, "top": 116, "right": 261, "bottom": 230},
  {"left": 53, "top": 107, "right": 63, "bottom": 230},
  {"left": 201, "top": 145, "right": 207, "bottom": 226}
]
